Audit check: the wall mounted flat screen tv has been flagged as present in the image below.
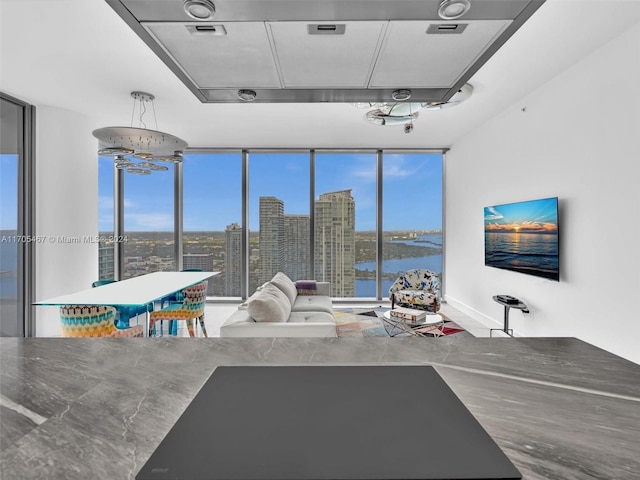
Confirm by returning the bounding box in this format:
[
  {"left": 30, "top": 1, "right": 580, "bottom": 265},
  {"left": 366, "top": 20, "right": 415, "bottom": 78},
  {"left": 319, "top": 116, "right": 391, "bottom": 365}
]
[{"left": 484, "top": 197, "right": 559, "bottom": 281}]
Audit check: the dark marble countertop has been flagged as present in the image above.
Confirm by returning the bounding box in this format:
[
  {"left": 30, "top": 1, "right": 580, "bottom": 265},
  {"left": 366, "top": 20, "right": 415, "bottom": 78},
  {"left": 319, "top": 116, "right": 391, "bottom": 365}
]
[{"left": 1, "top": 337, "right": 639, "bottom": 479}]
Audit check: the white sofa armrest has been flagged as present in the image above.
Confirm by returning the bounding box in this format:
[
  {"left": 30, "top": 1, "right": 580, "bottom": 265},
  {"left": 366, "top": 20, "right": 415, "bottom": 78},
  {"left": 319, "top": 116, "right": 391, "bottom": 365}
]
[{"left": 315, "top": 282, "right": 330, "bottom": 297}]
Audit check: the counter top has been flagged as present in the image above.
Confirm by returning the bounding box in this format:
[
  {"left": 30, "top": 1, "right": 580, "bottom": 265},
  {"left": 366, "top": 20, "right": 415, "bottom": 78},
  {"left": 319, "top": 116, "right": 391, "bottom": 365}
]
[{"left": 1, "top": 337, "right": 639, "bottom": 479}]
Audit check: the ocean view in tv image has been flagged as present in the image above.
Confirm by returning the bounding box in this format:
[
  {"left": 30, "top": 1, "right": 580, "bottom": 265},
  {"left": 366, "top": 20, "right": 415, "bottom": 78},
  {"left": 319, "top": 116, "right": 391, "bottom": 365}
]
[{"left": 484, "top": 197, "right": 559, "bottom": 281}]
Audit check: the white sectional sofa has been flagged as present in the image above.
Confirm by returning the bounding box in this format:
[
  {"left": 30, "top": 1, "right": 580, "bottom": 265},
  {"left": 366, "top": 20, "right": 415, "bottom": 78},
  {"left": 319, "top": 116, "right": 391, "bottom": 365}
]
[{"left": 220, "top": 272, "right": 336, "bottom": 338}]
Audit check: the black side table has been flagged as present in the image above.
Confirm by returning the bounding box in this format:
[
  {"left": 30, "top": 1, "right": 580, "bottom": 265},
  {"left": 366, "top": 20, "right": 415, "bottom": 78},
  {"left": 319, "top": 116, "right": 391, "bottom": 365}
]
[{"left": 491, "top": 296, "right": 529, "bottom": 337}]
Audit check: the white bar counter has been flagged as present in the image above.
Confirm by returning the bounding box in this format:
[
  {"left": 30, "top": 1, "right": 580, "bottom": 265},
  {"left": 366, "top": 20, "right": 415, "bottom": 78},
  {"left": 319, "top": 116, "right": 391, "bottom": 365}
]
[
  {"left": 34, "top": 271, "right": 218, "bottom": 336},
  {"left": 34, "top": 271, "right": 218, "bottom": 307}
]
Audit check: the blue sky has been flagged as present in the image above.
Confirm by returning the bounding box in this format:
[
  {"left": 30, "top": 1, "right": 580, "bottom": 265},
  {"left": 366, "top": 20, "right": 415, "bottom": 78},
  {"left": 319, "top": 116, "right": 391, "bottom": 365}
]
[
  {"left": 100, "top": 152, "right": 443, "bottom": 232},
  {"left": 484, "top": 197, "right": 558, "bottom": 234},
  {"left": 0, "top": 155, "right": 18, "bottom": 229}
]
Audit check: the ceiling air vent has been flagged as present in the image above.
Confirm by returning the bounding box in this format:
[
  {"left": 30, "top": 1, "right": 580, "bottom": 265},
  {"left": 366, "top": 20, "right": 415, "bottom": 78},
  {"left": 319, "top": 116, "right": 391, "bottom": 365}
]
[
  {"left": 427, "top": 23, "right": 468, "bottom": 34},
  {"left": 308, "top": 24, "right": 346, "bottom": 35},
  {"left": 186, "top": 24, "right": 227, "bottom": 35}
]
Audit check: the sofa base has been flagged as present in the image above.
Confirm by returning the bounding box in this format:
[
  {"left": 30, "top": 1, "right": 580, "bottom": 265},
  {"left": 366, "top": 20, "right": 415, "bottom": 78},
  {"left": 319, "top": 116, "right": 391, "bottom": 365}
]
[{"left": 220, "top": 309, "right": 336, "bottom": 338}]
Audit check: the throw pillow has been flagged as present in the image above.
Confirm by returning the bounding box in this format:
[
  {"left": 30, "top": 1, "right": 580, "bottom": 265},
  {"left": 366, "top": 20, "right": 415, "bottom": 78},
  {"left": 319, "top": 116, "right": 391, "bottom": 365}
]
[
  {"left": 295, "top": 280, "right": 317, "bottom": 296},
  {"left": 270, "top": 272, "right": 297, "bottom": 306},
  {"left": 247, "top": 283, "right": 291, "bottom": 322}
]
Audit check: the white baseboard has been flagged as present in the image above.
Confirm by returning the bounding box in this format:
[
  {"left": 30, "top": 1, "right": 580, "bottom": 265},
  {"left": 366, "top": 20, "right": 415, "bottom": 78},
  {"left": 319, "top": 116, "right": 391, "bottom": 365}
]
[{"left": 444, "top": 294, "right": 521, "bottom": 337}]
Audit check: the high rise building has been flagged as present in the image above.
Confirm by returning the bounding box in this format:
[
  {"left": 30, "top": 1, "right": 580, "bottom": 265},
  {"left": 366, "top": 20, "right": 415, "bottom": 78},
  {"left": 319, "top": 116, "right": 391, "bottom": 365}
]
[
  {"left": 183, "top": 253, "right": 215, "bottom": 295},
  {"left": 225, "top": 222, "right": 242, "bottom": 296},
  {"left": 284, "top": 214, "right": 310, "bottom": 280},
  {"left": 314, "top": 189, "right": 356, "bottom": 297},
  {"left": 183, "top": 253, "right": 214, "bottom": 271},
  {"left": 258, "top": 197, "right": 284, "bottom": 284},
  {"left": 98, "top": 239, "right": 114, "bottom": 280}
]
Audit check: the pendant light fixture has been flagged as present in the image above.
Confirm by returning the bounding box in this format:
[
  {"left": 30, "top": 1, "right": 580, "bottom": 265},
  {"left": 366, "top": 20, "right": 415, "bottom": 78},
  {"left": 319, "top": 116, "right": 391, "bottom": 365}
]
[
  {"left": 93, "top": 92, "right": 188, "bottom": 175},
  {"left": 438, "top": 0, "right": 471, "bottom": 20},
  {"left": 353, "top": 83, "right": 473, "bottom": 132}
]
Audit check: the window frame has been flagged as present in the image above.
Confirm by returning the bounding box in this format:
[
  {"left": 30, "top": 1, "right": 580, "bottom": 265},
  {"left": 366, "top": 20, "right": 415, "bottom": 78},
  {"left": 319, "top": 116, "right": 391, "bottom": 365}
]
[
  {"left": 0, "top": 92, "right": 36, "bottom": 337},
  {"left": 107, "top": 148, "right": 446, "bottom": 301}
]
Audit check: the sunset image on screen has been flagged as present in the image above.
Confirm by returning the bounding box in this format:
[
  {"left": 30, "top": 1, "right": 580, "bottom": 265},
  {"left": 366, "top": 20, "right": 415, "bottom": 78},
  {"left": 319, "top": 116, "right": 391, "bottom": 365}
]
[{"left": 484, "top": 197, "right": 559, "bottom": 281}]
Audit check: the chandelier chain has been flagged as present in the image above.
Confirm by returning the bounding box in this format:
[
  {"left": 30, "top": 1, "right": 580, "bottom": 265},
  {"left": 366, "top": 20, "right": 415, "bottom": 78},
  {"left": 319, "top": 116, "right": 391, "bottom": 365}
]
[
  {"left": 130, "top": 96, "right": 136, "bottom": 128},
  {"left": 151, "top": 99, "right": 158, "bottom": 131},
  {"left": 139, "top": 97, "right": 147, "bottom": 129}
]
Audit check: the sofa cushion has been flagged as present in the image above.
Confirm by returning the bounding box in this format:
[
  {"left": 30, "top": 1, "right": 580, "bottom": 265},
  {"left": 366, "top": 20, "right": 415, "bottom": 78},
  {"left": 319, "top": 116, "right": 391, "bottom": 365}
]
[
  {"left": 220, "top": 308, "right": 336, "bottom": 338},
  {"left": 247, "top": 283, "right": 291, "bottom": 322},
  {"left": 295, "top": 280, "right": 317, "bottom": 295},
  {"left": 270, "top": 272, "right": 297, "bottom": 306},
  {"left": 291, "top": 295, "right": 333, "bottom": 315},
  {"left": 287, "top": 311, "right": 335, "bottom": 324}
]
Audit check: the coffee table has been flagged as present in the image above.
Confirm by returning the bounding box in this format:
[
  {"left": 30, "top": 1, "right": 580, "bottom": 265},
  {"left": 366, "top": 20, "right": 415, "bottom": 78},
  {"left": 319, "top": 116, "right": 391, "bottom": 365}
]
[{"left": 382, "top": 310, "right": 444, "bottom": 337}]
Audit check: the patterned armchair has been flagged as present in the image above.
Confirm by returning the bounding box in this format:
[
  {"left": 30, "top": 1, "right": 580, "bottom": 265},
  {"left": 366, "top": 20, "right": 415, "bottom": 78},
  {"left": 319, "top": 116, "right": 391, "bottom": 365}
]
[
  {"left": 388, "top": 269, "right": 441, "bottom": 312},
  {"left": 149, "top": 281, "right": 208, "bottom": 337},
  {"left": 59, "top": 305, "right": 144, "bottom": 337}
]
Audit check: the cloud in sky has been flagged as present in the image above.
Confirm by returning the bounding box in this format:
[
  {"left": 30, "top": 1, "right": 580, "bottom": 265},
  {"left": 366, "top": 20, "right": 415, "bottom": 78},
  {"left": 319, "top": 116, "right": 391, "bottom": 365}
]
[
  {"left": 122, "top": 198, "right": 135, "bottom": 209},
  {"left": 350, "top": 157, "right": 429, "bottom": 182},
  {"left": 349, "top": 165, "right": 377, "bottom": 182},
  {"left": 485, "top": 221, "right": 557, "bottom": 234},
  {"left": 484, "top": 207, "right": 504, "bottom": 220},
  {"left": 384, "top": 163, "right": 416, "bottom": 178},
  {"left": 126, "top": 213, "right": 174, "bottom": 231},
  {"left": 286, "top": 161, "right": 302, "bottom": 171}
]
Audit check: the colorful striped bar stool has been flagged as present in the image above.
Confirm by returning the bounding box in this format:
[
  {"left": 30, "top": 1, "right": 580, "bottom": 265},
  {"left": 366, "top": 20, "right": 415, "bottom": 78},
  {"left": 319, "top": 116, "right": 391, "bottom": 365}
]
[
  {"left": 59, "top": 305, "right": 144, "bottom": 338},
  {"left": 149, "top": 281, "right": 208, "bottom": 337}
]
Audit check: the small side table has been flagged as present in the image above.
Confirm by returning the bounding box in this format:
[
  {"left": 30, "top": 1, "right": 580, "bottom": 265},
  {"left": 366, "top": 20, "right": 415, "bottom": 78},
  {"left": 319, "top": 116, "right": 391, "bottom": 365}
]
[{"left": 491, "top": 296, "right": 529, "bottom": 337}]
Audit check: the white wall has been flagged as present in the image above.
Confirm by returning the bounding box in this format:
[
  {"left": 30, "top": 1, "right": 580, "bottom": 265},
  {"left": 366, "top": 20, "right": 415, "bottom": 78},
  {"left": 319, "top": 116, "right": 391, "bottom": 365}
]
[
  {"left": 445, "top": 22, "right": 640, "bottom": 364},
  {"left": 35, "top": 106, "right": 98, "bottom": 336}
]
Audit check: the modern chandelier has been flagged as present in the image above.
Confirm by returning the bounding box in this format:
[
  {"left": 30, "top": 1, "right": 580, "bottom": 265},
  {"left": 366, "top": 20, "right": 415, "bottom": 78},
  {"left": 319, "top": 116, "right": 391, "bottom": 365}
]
[
  {"left": 92, "top": 92, "right": 188, "bottom": 175},
  {"left": 353, "top": 84, "right": 473, "bottom": 134}
]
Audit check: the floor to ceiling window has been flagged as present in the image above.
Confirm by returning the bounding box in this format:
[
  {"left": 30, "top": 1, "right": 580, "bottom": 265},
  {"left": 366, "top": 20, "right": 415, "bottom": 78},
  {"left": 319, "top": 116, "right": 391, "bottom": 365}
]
[
  {"left": 183, "top": 152, "right": 242, "bottom": 297},
  {"left": 315, "top": 152, "right": 377, "bottom": 298},
  {"left": 122, "top": 164, "right": 175, "bottom": 278},
  {"left": 0, "top": 125, "right": 20, "bottom": 334},
  {"left": 248, "top": 152, "right": 310, "bottom": 294},
  {"left": 382, "top": 152, "right": 443, "bottom": 295},
  {"left": 97, "top": 156, "right": 115, "bottom": 280},
  {"left": 99, "top": 149, "right": 444, "bottom": 300},
  {"left": 0, "top": 93, "right": 34, "bottom": 336}
]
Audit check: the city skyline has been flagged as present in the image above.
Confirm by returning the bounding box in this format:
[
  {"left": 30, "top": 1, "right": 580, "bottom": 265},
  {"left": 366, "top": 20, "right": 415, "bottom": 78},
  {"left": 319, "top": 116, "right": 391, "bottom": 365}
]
[
  {"left": 98, "top": 152, "right": 443, "bottom": 233},
  {"left": 255, "top": 190, "right": 355, "bottom": 296}
]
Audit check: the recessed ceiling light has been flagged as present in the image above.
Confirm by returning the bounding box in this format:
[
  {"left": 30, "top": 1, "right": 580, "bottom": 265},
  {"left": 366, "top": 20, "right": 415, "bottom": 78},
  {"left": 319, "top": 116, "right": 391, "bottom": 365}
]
[
  {"left": 184, "top": 0, "right": 215, "bottom": 20},
  {"left": 237, "top": 89, "right": 257, "bottom": 101},
  {"left": 438, "top": 0, "right": 471, "bottom": 20},
  {"left": 391, "top": 89, "right": 412, "bottom": 101}
]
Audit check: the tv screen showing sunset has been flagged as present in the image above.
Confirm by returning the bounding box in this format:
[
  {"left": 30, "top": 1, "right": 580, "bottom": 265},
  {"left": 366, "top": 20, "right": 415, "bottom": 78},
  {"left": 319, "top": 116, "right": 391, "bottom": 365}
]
[{"left": 484, "top": 197, "right": 559, "bottom": 281}]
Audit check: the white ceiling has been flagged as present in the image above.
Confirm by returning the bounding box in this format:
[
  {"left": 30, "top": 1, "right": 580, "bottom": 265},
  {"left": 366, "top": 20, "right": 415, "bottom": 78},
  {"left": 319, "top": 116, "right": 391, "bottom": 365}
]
[{"left": 1, "top": 0, "right": 639, "bottom": 149}]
